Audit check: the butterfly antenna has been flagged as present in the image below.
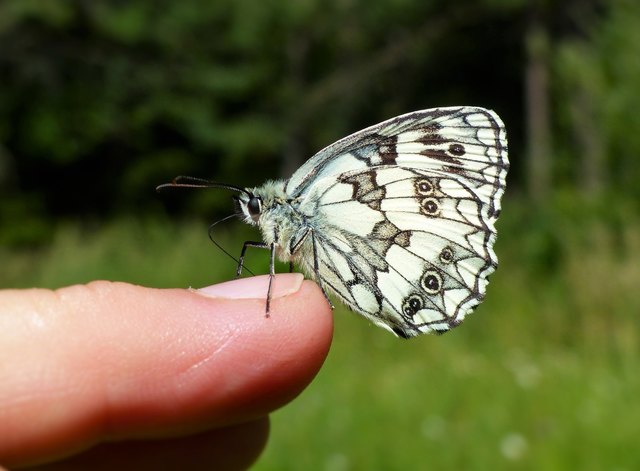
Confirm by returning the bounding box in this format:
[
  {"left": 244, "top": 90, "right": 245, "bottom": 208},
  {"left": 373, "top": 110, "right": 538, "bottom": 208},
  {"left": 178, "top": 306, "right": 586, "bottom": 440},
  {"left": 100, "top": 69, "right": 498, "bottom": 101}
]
[
  {"left": 208, "top": 214, "right": 255, "bottom": 276},
  {"left": 156, "top": 176, "right": 250, "bottom": 196},
  {"left": 157, "top": 175, "right": 255, "bottom": 274}
]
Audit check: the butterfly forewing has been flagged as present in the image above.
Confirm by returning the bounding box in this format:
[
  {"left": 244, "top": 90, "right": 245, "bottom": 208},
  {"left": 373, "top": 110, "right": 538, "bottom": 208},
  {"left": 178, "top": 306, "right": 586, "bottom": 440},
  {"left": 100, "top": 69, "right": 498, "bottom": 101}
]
[{"left": 286, "top": 107, "right": 508, "bottom": 337}]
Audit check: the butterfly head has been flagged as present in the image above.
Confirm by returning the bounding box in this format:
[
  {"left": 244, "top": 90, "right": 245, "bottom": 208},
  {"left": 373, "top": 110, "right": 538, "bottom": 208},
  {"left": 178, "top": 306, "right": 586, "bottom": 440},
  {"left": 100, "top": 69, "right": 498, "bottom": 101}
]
[
  {"left": 233, "top": 192, "right": 263, "bottom": 225},
  {"left": 233, "top": 180, "right": 289, "bottom": 227}
]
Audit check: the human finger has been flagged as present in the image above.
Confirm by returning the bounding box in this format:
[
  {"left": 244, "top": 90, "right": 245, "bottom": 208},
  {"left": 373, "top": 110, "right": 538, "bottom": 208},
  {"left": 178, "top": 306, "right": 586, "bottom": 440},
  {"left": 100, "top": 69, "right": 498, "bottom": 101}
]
[{"left": 0, "top": 274, "right": 333, "bottom": 467}]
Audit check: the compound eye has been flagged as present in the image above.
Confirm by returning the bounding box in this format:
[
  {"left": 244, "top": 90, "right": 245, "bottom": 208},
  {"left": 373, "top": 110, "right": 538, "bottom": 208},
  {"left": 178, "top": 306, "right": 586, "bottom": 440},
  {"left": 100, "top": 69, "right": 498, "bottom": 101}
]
[{"left": 247, "top": 196, "right": 262, "bottom": 217}]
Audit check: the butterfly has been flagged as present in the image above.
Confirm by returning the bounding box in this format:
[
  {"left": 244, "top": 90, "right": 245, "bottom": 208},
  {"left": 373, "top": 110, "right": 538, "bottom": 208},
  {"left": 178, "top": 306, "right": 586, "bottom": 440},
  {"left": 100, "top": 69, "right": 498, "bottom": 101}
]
[{"left": 158, "top": 107, "right": 508, "bottom": 338}]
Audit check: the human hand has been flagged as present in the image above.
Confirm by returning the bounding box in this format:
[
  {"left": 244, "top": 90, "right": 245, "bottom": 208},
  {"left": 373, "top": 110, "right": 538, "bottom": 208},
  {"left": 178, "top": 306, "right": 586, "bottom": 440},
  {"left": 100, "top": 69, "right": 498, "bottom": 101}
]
[{"left": 0, "top": 274, "right": 333, "bottom": 470}]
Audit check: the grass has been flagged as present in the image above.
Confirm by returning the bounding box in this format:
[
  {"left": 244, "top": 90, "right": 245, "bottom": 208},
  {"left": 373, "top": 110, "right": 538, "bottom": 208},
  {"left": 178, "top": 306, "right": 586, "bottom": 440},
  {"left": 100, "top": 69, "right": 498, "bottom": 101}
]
[{"left": 2, "top": 201, "right": 639, "bottom": 470}]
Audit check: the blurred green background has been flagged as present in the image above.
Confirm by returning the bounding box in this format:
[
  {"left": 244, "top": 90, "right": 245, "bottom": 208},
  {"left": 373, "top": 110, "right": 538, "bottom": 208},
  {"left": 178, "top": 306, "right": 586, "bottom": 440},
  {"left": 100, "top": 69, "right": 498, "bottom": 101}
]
[{"left": 1, "top": 0, "right": 639, "bottom": 469}]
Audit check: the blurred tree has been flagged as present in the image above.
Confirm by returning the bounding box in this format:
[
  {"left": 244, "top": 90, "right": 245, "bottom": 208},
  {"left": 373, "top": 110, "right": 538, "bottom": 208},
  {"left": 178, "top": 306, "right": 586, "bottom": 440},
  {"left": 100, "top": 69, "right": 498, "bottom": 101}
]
[
  {"left": 525, "top": 0, "right": 552, "bottom": 203},
  {"left": 555, "top": 0, "right": 640, "bottom": 201},
  {"left": 558, "top": 40, "right": 607, "bottom": 197}
]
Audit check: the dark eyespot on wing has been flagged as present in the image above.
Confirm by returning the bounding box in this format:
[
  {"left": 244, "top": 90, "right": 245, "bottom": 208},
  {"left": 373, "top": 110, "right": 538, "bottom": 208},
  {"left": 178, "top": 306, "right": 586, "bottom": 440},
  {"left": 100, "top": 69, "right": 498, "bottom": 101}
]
[{"left": 449, "top": 143, "right": 466, "bottom": 156}]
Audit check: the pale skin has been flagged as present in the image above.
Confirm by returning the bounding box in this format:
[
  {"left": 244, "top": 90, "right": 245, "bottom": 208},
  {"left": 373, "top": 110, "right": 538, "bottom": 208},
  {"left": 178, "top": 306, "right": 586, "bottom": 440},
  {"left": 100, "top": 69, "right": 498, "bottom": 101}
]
[{"left": 0, "top": 274, "right": 333, "bottom": 470}]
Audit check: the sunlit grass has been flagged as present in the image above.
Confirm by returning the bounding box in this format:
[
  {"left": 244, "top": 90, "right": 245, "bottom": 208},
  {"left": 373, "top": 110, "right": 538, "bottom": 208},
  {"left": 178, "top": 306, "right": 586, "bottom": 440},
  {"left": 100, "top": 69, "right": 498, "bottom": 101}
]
[
  {"left": 2, "top": 206, "right": 639, "bottom": 470},
  {"left": 0, "top": 217, "right": 266, "bottom": 289}
]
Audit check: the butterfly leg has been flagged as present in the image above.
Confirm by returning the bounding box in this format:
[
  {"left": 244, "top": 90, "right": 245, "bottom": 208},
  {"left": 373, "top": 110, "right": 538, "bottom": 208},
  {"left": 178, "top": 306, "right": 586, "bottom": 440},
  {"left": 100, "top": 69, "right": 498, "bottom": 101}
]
[
  {"left": 236, "top": 240, "right": 276, "bottom": 316},
  {"left": 237, "top": 241, "right": 269, "bottom": 277},
  {"left": 265, "top": 242, "right": 276, "bottom": 316},
  {"left": 311, "top": 231, "right": 335, "bottom": 310}
]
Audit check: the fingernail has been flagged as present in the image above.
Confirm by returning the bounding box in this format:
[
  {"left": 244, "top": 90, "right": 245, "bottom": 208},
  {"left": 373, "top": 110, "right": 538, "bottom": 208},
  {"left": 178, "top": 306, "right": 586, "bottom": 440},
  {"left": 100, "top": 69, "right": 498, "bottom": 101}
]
[{"left": 196, "top": 273, "right": 304, "bottom": 300}]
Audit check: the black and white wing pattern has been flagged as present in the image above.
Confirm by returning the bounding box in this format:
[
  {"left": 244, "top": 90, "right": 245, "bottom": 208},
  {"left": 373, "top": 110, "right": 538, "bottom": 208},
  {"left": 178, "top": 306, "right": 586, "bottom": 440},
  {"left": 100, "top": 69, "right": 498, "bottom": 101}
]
[{"left": 288, "top": 107, "right": 508, "bottom": 338}]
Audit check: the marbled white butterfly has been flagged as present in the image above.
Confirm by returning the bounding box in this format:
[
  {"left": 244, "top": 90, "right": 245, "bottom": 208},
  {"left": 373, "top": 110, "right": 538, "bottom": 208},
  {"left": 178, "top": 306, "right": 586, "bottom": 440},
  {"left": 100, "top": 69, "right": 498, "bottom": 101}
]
[{"left": 159, "top": 107, "right": 508, "bottom": 338}]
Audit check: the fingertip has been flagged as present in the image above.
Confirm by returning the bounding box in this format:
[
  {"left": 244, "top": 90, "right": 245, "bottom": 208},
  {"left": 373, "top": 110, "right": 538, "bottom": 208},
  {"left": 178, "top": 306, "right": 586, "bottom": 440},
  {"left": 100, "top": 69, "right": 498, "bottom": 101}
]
[
  {"left": 182, "top": 277, "right": 334, "bottom": 426},
  {"left": 272, "top": 279, "right": 334, "bottom": 364}
]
